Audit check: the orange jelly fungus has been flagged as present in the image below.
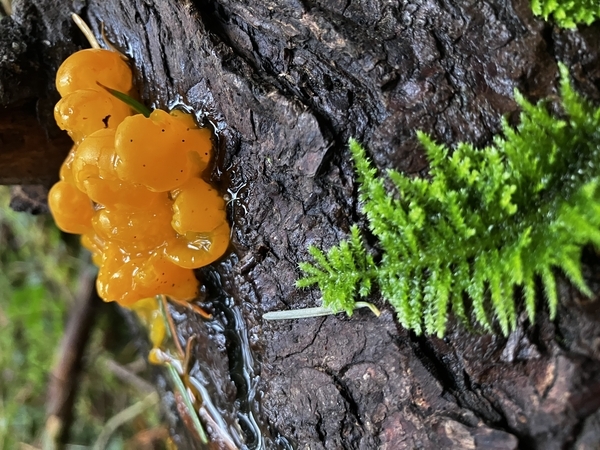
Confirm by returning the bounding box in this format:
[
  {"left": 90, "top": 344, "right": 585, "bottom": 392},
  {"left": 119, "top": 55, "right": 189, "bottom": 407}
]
[
  {"left": 128, "top": 297, "right": 166, "bottom": 349},
  {"left": 56, "top": 48, "right": 132, "bottom": 96},
  {"left": 114, "top": 110, "right": 212, "bottom": 192},
  {"left": 48, "top": 48, "right": 230, "bottom": 307},
  {"left": 55, "top": 88, "right": 132, "bottom": 143}
]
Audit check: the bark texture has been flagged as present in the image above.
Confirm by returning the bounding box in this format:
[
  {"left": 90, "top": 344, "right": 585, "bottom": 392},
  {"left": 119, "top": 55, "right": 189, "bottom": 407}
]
[
  {"left": 0, "top": 0, "right": 76, "bottom": 193},
  {"left": 2, "top": 0, "right": 600, "bottom": 448}
]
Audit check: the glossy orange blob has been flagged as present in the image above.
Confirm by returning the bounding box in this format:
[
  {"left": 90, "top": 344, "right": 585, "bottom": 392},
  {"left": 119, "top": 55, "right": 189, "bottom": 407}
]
[
  {"left": 71, "top": 128, "right": 111, "bottom": 191},
  {"left": 97, "top": 258, "right": 142, "bottom": 306},
  {"left": 171, "top": 178, "right": 226, "bottom": 234},
  {"left": 95, "top": 241, "right": 150, "bottom": 305},
  {"left": 59, "top": 147, "right": 76, "bottom": 184},
  {"left": 164, "top": 221, "right": 230, "bottom": 269},
  {"left": 128, "top": 297, "right": 166, "bottom": 348},
  {"left": 97, "top": 250, "right": 198, "bottom": 306},
  {"left": 134, "top": 253, "right": 198, "bottom": 302},
  {"left": 114, "top": 110, "right": 212, "bottom": 192},
  {"left": 55, "top": 89, "right": 132, "bottom": 143},
  {"left": 48, "top": 181, "right": 94, "bottom": 234},
  {"left": 81, "top": 232, "right": 104, "bottom": 266},
  {"left": 92, "top": 198, "right": 174, "bottom": 253},
  {"left": 71, "top": 129, "right": 161, "bottom": 208},
  {"left": 56, "top": 48, "right": 133, "bottom": 97}
]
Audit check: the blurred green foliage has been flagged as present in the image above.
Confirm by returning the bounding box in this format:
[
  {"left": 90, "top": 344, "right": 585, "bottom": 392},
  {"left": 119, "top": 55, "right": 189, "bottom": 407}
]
[
  {"left": 0, "top": 187, "right": 163, "bottom": 449},
  {"left": 0, "top": 187, "right": 80, "bottom": 449}
]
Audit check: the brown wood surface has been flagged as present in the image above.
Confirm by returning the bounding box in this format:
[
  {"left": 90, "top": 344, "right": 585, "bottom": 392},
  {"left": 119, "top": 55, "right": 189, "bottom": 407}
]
[{"left": 2, "top": 0, "right": 600, "bottom": 448}]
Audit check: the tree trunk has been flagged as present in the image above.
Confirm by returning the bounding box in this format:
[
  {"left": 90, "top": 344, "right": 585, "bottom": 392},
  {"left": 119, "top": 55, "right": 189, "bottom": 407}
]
[{"left": 2, "top": 0, "right": 600, "bottom": 448}]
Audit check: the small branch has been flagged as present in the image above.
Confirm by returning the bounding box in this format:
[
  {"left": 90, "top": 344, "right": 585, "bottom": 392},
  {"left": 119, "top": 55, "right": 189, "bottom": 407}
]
[
  {"left": 71, "top": 13, "right": 101, "bottom": 49},
  {"left": 160, "top": 295, "right": 184, "bottom": 357},
  {"left": 92, "top": 392, "right": 160, "bottom": 450},
  {"left": 0, "top": 0, "right": 12, "bottom": 16},
  {"left": 101, "top": 357, "right": 156, "bottom": 395},
  {"left": 44, "top": 271, "right": 99, "bottom": 447},
  {"left": 263, "top": 302, "right": 381, "bottom": 320}
]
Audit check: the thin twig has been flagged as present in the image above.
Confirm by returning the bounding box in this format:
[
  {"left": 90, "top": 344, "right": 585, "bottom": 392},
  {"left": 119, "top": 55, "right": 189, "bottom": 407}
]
[
  {"left": 0, "top": 0, "right": 12, "bottom": 16},
  {"left": 71, "top": 13, "right": 100, "bottom": 49},
  {"left": 44, "top": 270, "right": 99, "bottom": 447},
  {"left": 263, "top": 301, "right": 381, "bottom": 320},
  {"left": 165, "top": 364, "right": 208, "bottom": 444},
  {"left": 101, "top": 357, "right": 155, "bottom": 395},
  {"left": 100, "top": 22, "right": 129, "bottom": 60},
  {"left": 91, "top": 392, "right": 159, "bottom": 450},
  {"left": 168, "top": 296, "right": 212, "bottom": 320},
  {"left": 19, "top": 444, "right": 41, "bottom": 450},
  {"left": 160, "top": 295, "right": 184, "bottom": 358},
  {"left": 182, "top": 335, "right": 196, "bottom": 374}
]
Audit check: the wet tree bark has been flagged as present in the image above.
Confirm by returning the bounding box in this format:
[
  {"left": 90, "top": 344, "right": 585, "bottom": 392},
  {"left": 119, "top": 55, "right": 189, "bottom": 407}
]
[{"left": 2, "top": 0, "right": 600, "bottom": 448}]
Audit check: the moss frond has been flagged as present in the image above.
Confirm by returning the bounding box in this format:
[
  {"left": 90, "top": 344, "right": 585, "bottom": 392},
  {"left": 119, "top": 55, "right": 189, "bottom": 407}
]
[
  {"left": 531, "top": 0, "right": 600, "bottom": 28},
  {"left": 298, "top": 63, "right": 600, "bottom": 336},
  {"left": 296, "top": 225, "right": 376, "bottom": 315}
]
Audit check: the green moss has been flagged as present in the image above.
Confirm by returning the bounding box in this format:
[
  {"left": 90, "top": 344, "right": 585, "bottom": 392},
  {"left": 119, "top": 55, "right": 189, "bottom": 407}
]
[
  {"left": 531, "top": 0, "right": 600, "bottom": 28},
  {"left": 298, "top": 63, "right": 600, "bottom": 337}
]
